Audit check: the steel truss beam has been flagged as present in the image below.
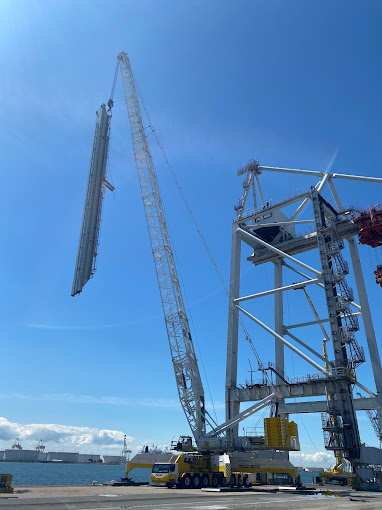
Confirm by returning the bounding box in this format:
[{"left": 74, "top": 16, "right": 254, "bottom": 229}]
[
  {"left": 234, "top": 381, "right": 380, "bottom": 407},
  {"left": 233, "top": 278, "right": 319, "bottom": 304},
  {"left": 279, "top": 397, "right": 382, "bottom": 414},
  {"left": 236, "top": 304, "right": 329, "bottom": 375}
]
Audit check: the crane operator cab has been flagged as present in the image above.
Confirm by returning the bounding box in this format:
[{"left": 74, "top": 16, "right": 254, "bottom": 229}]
[
  {"left": 151, "top": 460, "right": 178, "bottom": 488},
  {"left": 171, "top": 435, "right": 194, "bottom": 452}
]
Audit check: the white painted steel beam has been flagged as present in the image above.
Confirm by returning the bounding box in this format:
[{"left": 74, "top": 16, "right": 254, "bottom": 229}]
[
  {"left": 331, "top": 173, "right": 382, "bottom": 183},
  {"left": 226, "top": 223, "right": 242, "bottom": 431},
  {"left": 279, "top": 397, "right": 382, "bottom": 414},
  {"left": 206, "top": 393, "right": 278, "bottom": 437},
  {"left": 285, "top": 312, "right": 362, "bottom": 331},
  {"left": 238, "top": 228, "right": 321, "bottom": 277},
  {"left": 254, "top": 173, "right": 265, "bottom": 207},
  {"left": 286, "top": 317, "right": 331, "bottom": 329},
  {"left": 233, "top": 278, "right": 319, "bottom": 304},
  {"left": 316, "top": 171, "right": 330, "bottom": 193},
  {"left": 274, "top": 259, "right": 284, "bottom": 388},
  {"left": 259, "top": 166, "right": 382, "bottom": 184},
  {"left": 282, "top": 262, "right": 362, "bottom": 311},
  {"left": 284, "top": 330, "right": 330, "bottom": 366},
  {"left": 259, "top": 166, "right": 324, "bottom": 177},
  {"left": 289, "top": 173, "right": 329, "bottom": 222},
  {"left": 247, "top": 220, "right": 315, "bottom": 227},
  {"left": 328, "top": 178, "right": 342, "bottom": 208},
  {"left": 236, "top": 305, "right": 330, "bottom": 376}
]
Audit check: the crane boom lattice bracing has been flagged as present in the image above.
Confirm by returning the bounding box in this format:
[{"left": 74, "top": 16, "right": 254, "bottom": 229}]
[{"left": 117, "top": 52, "right": 206, "bottom": 440}]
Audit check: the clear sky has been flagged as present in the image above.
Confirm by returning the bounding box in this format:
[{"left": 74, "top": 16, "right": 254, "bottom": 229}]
[{"left": 0, "top": 0, "right": 381, "bottom": 466}]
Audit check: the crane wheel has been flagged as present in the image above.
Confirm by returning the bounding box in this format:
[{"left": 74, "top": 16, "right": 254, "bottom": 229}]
[
  {"left": 201, "top": 474, "right": 210, "bottom": 488},
  {"left": 243, "top": 475, "right": 250, "bottom": 488},
  {"left": 229, "top": 474, "right": 236, "bottom": 487},
  {"left": 237, "top": 474, "right": 243, "bottom": 487},
  {"left": 182, "top": 474, "right": 192, "bottom": 488},
  {"left": 192, "top": 474, "right": 201, "bottom": 489},
  {"left": 211, "top": 474, "right": 220, "bottom": 488}
]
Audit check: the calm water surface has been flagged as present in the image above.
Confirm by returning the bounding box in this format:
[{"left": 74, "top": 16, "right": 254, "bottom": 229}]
[
  {"left": 0, "top": 462, "right": 150, "bottom": 486},
  {"left": 0, "top": 461, "right": 318, "bottom": 487}
]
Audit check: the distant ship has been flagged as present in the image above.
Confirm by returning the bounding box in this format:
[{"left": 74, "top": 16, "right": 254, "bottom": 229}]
[{"left": 0, "top": 439, "right": 127, "bottom": 464}]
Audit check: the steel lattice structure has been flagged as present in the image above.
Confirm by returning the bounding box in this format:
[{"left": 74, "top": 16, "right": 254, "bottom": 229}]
[
  {"left": 226, "top": 160, "right": 382, "bottom": 469},
  {"left": 117, "top": 52, "right": 206, "bottom": 440},
  {"left": 72, "top": 104, "right": 113, "bottom": 296}
]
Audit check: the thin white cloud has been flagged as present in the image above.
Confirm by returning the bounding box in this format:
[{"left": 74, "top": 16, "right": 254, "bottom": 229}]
[
  {"left": 0, "top": 392, "right": 180, "bottom": 409},
  {"left": 0, "top": 417, "right": 133, "bottom": 454},
  {"left": 290, "top": 450, "right": 333, "bottom": 467},
  {"left": 0, "top": 392, "right": 226, "bottom": 412}
]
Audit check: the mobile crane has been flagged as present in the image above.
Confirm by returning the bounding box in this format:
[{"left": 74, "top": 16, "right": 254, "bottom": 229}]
[
  {"left": 72, "top": 51, "right": 301, "bottom": 488},
  {"left": 116, "top": 51, "right": 300, "bottom": 487}
]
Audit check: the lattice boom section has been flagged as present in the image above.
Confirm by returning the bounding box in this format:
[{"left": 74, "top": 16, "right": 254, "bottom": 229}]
[{"left": 118, "top": 52, "right": 205, "bottom": 439}]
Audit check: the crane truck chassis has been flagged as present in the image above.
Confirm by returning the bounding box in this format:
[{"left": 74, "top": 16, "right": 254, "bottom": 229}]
[{"left": 151, "top": 451, "right": 298, "bottom": 489}]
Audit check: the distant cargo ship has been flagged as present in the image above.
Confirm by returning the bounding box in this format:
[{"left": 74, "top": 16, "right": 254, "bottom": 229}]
[{"left": 0, "top": 439, "right": 126, "bottom": 464}]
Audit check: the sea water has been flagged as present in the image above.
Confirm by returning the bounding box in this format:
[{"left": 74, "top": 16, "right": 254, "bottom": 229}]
[
  {"left": 0, "top": 462, "right": 151, "bottom": 486},
  {"left": 299, "top": 471, "right": 320, "bottom": 484},
  {"left": 1, "top": 461, "right": 319, "bottom": 487}
]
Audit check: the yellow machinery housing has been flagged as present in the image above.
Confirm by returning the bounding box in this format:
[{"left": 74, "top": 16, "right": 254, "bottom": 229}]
[
  {"left": 264, "top": 417, "right": 300, "bottom": 451},
  {"left": 0, "top": 474, "right": 13, "bottom": 493}
]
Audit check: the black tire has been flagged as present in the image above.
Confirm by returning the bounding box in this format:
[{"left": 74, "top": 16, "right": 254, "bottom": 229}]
[
  {"left": 243, "top": 475, "right": 250, "bottom": 488},
  {"left": 192, "top": 473, "right": 201, "bottom": 489},
  {"left": 182, "top": 473, "right": 192, "bottom": 488},
  {"left": 211, "top": 474, "right": 220, "bottom": 488},
  {"left": 237, "top": 474, "right": 243, "bottom": 487},
  {"left": 339, "top": 478, "right": 346, "bottom": 486},
  {"left": 165, "top": 482, "right": 174, "bottom": 488},
  {"left": 201, "top": 474, "right": 210, "bottom": 488},
  {"left": 230, "top": 474, "right": 236, "bottom": 487}
]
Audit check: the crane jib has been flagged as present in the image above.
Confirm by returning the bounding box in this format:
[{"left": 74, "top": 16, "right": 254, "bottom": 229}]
[{"left": 117, "top": 51, "right": 206, "bottom": 440}]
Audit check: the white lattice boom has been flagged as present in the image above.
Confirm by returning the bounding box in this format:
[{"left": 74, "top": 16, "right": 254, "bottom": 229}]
[{"left": 117, "top": 52, "right": 206, "bottom": 440}]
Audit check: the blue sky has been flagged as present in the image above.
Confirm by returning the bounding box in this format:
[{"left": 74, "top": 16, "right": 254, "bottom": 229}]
[{"left": 0, "top": 0, "right": 382, "bottom": 465}]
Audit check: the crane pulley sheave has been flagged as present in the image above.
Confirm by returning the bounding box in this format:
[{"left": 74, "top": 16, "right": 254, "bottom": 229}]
[{"left": 117, "top": 52, "right": 206, "bottom": 440}]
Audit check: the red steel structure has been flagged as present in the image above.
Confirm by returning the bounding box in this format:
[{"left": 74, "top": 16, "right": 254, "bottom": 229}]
[
  {"left": 353, "top": 205, "right": 382, "bottom": 286},
  {"left": 354, "top": 206, "right": 382, "bottom": 248}
]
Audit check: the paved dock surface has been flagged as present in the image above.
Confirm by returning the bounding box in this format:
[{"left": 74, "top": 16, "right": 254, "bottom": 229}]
[{"left": 0, "top": 484, "right": 381, "bottom": 509}]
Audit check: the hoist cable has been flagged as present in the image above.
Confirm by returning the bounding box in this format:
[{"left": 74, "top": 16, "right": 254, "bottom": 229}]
[
  {"left": 133, "top": 74, "right": 273, "bottom": 391},
  {"left": 110, "top": 61, "right": 119, "bottom": 102},
  {"left": 132, "top": 75, "right": 219, "bottom": 424}
]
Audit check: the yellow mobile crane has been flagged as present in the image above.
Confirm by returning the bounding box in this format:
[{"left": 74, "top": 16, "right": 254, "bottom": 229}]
[
  {"left": 73, "top": 51, "right": 301, "bottom": 488},
  {"left": 116, "top": 51, "right": 301, "bottom": 488}
]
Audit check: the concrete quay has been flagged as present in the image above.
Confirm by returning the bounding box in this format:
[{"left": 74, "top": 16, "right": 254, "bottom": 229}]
[{"left": 0, "top": 484, "right": 382, "bottom": 509}]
